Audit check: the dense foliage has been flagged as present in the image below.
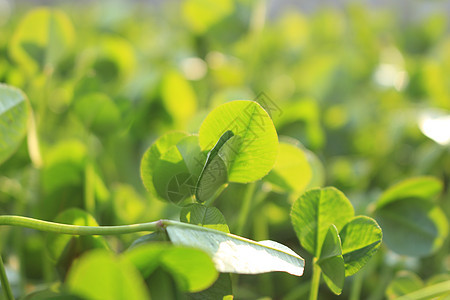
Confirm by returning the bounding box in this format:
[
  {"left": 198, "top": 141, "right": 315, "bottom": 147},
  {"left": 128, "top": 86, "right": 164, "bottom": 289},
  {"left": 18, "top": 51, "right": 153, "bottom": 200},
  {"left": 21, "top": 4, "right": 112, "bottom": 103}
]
[{"left": 0, "top": 1, "right": 449, "bottom": 299}]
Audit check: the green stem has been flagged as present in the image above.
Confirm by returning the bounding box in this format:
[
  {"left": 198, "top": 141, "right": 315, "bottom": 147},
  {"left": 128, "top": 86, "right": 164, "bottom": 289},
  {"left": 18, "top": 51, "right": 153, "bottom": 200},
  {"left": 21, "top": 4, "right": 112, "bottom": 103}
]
[
  {"left": 0, "top": 255, "right": 14, "bottom": 300},
  {"left": 0, "top": 215, "right": 161, "bottom": 235},
  {"left": 309, "top": 259, "right": 321, "bottom": 300},
  {"left": 349, "top": 266, "right": 365, "bottom": 300},
  {"left": 235, "top": 182, "right": 257, "bottom": 236},
  {"left": 84, "top": 161, "right": 96, "bottom": 215},
  {"left": 204, "top": 183, "right": 228, "bottom": 207}
]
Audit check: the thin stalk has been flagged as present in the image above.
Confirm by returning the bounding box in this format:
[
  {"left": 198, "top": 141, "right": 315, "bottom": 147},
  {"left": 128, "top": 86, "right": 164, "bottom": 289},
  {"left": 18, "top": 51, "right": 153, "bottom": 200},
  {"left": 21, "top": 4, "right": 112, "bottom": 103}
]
[
  {"left": 235, "top": 182, "right": 257, "bottom": 236},
  {"left": 204, "top": 183, "right": 228, "bottom": 207},
  {"left": 0, "top": 255, "right": 14, "bottom": 300},
  {"left": 396, "top": 280, "right": 450, "bottom": 300},
  {"left": 349, "top": 266, "right": 365, "bottom": 300},
  {"left": 309, "top": 259, "right": 321, "bottom": 300},
  {"left": 0, "top": 215, "right": 161, "bottom": 235},
  {"left": 84, "top": 161, "right": 96, "bottom": 215}
]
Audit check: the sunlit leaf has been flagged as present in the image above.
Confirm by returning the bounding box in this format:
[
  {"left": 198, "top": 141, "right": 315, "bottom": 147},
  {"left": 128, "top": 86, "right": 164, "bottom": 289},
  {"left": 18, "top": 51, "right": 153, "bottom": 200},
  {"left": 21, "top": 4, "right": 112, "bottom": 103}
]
[
  {"left": 161, "top": 71, "right": 197, "bottom": 127},
  {"left": 199, "top": 100, "right": 278, "bottom": 183},
  {"left": 166, "top": 222, "right": 304, "bottom": 276},
  {"left": 291, "top": 187, "right": 354, "bottom": 256},
  {"left": 304, "top": 147, "right": 325, "bottom": 189},
  {"left": 180, "top": 203, "right": 230, "bottom": 233},
  {"left": 161, "top": 247, "right": 218, "bottom": 293},
  {"left": 124, "top": 243, "right": 218, "bottom": 293},
  {"left": 264, "top": 140, "right": 312, "bottom": 194},
  {"left": 67, "top": 250, "right": 150, "bottom": 300},
  {"left": 0, "top": 84, "right": 28, "bottom": 165}
]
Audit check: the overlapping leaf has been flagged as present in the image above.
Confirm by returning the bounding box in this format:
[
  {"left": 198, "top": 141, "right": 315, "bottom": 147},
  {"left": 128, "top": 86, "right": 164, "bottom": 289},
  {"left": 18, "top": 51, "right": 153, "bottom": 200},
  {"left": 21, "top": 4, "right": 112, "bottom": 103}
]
[
  {"left": 124, "top": 243, "right": 218, "bottom": 293},
  {"left": 198, "top": 100, "right": 278, "bottom": 183},
  {"left": 165, "top": 222, "right": 304, "bottom": 276}
]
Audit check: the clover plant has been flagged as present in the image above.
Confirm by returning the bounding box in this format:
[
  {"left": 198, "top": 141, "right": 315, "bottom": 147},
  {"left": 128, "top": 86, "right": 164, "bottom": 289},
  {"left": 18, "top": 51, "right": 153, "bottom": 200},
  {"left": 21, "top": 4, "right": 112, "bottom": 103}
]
[{"left": 0, "top": 84, "right": 388, "bottom": 300}]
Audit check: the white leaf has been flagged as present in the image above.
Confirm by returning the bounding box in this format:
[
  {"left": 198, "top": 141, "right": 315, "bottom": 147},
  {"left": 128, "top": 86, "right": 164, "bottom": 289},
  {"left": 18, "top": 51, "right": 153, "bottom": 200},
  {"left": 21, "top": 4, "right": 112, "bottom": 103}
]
[{"left": 166, "top": 223, "right": 304, "bottom": 276}]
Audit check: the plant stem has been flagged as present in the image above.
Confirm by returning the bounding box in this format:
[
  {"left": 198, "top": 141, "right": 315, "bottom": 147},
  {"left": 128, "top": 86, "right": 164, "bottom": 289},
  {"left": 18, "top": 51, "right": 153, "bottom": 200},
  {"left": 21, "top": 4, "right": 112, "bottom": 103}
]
[
  {"left": 0, "top": 255, "right": 14, "bottom": 300},
  {"left": 204, "top": 183, "right": 228, "bottom": 207},
  {"left": 84, "top": 161, "right": 96, "bottom": 215},
  {"left": 309, "top": 259, "right": 321, "bottom": 300},
  {"left": 235, "top": 182, "right": 257, "bottom": 236},
  {"left": 349, "top": 266, "right": 365, "bottom": 300},
  {"left": 0, "top": 215, "right": 161, "bottom": 235}
]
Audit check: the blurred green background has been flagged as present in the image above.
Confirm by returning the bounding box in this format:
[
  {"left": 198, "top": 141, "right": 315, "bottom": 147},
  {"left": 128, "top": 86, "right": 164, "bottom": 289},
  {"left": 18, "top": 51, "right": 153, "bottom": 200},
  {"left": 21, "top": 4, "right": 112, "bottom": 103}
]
[{"left": 0, "top": 0, "right": 449, "bottom": 299}]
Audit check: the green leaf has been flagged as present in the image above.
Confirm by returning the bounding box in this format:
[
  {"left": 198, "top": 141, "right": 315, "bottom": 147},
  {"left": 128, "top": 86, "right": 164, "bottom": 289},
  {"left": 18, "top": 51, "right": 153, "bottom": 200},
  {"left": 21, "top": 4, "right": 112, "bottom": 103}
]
[
  {"left": 161, "top": 71, "right": 197, "bottom": 127},
  {"left": 264, "top": 140, "right": 312, "bottom": 194},
  {"left": 9, "top": 8, "right": 75, "bottom": 74},
  {"left": 0, "top": 84, "right": 28, "bottom": 165},
  {"left": 176, "top": 135, "right": 205, "bottom": 181},
  {"left": 141, "top": 132, "right": 187, "bottom": 195},
  {"left": 46, "top": 209, "right": 109, "bottom": 277},
  {"left": 198, "top": 100, "right": 278, "bottom": 183},
  {"left": 182, "top": 0, "right": 234, "bottom": 33},
  {"left": 165, "top": 221, "right": 304, "bottom": 276},
  {"left": 340, "top": 216, "right": 382, "bottom": 276},
  {"left": 180, "top": 203, "right": 230, "bottom": 233},
  {"left": 304, "top": 148, "right": 325, "bottom": 189},
  {"left": 42, "top": 139, "right": 87, "bottom": 195},
  {"left": 291, "top": 187, "right": 354, "bottom": 257},
  {"left": 124, "top": 243, "right": 218, "bottom": 293},
  {"left": 386, "top": 271, "right": 424, "bottom": 300},
  {"left": 195, "top": 130, "right": 237, "bottom": 202},
  {"left": 66, "top": 250, "right": 150, "bottom": 300},
  {"left": 160, "top": 247, "right": 218, "bottom": 293},
  {"left": 318, "top": 225, "right": 342, "bottom": 262},
  {"left": 376, "top": 176, "right": 442, "bottom": 209},
  {"left": 375, "top": 199, "right": 448, "bottom": 256},
  {"left": 141, "top": 132, "right": 203, "bottom": 204},
  {"left": 317, "top": 225, "right": 344, "bottom": 295}
]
